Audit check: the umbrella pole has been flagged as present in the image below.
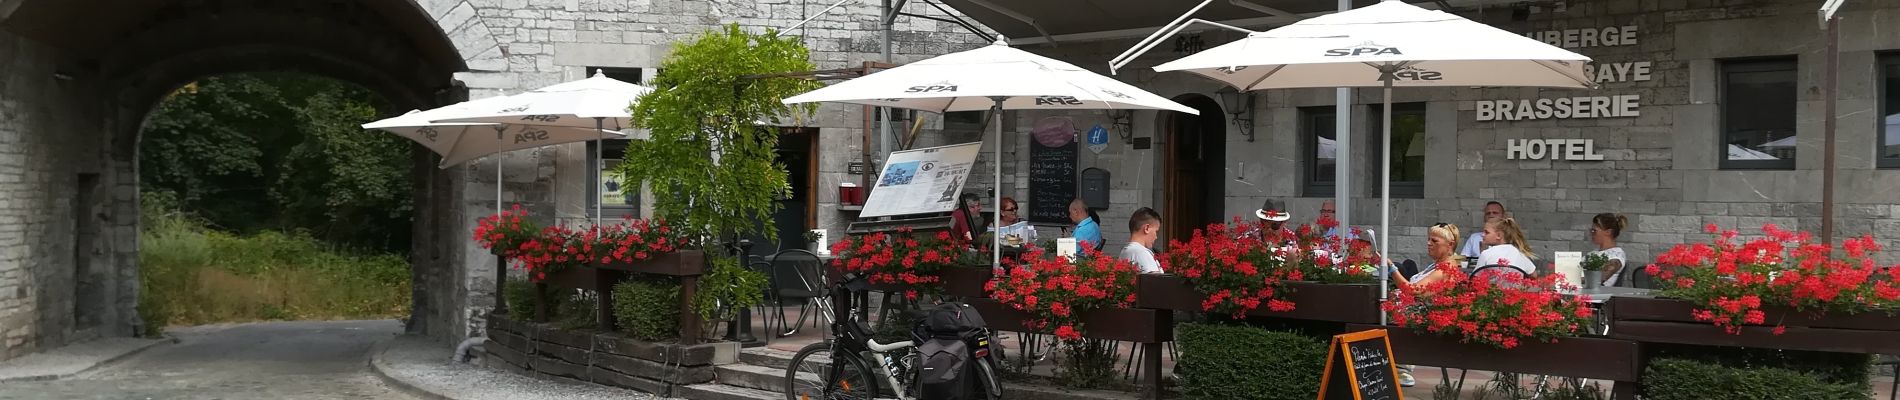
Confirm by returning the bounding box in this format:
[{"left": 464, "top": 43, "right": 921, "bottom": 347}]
[
  {"left": 990, "top": 96, "right": 1006, "bottom": 269},
  {"left": 1379, "top": 79, "right": 1393, "bottom": 326},
  {"left": 595, "top": 117, "right": 605, "bottom": 227}
]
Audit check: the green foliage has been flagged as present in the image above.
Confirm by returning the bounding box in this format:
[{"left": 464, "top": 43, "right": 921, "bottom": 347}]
[
  {"left": 1579, "top": 252, "right": 1610, "bottom": 272},
  {"left": 140, "top": 72, "right": 412, "bottom": 252},
  {"left": 503, "top": 279, "right": 538, "bottom": 318},
  {"left": 1056, "top": 339, "right": 1127, "bottom": 390},
  {"left": 1647, "top": 344, "right": 1870, "bottom": 389},
  {"left": 1643, "top": 358, "right": 1867, "bottom": 400},
  {"left": 499, "top": 279, "right": 594, "bottom": 329},
  {"left": 694, "top": 255, "right": 768, "bottom": 323},
  {"left": 138, "top": 201, "right": 410, "bottom": 328},
  {"left": 613, "top": 277, "right": 682, "bottom": 341},
  {"left": 620, "top": 24, "right": 821, "bottom": 243},
  {"left": 1177, "top": 323, "right": 1328, "bottom": 400}
]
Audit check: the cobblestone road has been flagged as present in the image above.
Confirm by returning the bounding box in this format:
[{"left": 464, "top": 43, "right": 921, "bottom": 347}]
[{"left": 0, "top": 320, "right": 416, "bottom": 400}]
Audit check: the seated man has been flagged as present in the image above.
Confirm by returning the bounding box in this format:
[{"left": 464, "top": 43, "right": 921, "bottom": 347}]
[
  {"left": 1120, "top": 207, "right": 1164, "bottom": 274},
  {"left": 1068, "top": 198, "right": 1104, "bottom": 252}
]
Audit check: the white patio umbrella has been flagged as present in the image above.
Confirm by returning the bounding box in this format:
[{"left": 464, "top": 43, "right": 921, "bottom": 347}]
[
  {"left": 784, "top": 39, "right": 1197, "bottom": 267},
  {"left": 363, "top": 97, "right": 629, "bottom": 216},
  {"left": 431, "top": 71, "right": 655, "bottom": 225},
  {"left": 1153, "top": 0, "right": 1595, "bottom": 321}
]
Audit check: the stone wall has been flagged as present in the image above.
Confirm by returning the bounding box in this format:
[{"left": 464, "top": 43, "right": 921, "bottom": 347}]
[
  {"left": 1000, "top": 0, "right": 1900, "bottom": 270},
  {"left": 0, "top": 30, "right": 123, "bottom": 361},
  {"left": 432, "top": 0, "right": 998, "bottom": 341}
]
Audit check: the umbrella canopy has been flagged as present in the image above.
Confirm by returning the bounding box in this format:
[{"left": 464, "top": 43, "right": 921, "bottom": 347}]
[
  {"left": 784, "top": 39, "right": 1196, "bottom": 267},
  {"left": 363, "top": 102, "right": 628, "bottom": 168},
  {"left": 1150, "top": 0, "right": 1596, "bottom": 322},
  {"left": 1153, "top": 0, "right": 1595, "bottom": 90},
  {"left": 784, "top": 41, "right": 1198, "bottom": 114},
  {"left": 431, "top": 71, "right": 655, "bottom": 130}
]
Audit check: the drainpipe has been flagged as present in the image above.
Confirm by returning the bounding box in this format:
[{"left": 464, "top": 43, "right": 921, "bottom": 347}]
[{"left": 452, "top": 337, "right": 488, "bottom": 363}]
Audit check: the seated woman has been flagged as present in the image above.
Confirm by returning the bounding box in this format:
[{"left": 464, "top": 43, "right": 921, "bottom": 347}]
[
  {"left": 1588, "top": 213, "right": 1629, "bottom": 287},
  {"left": 1393, "top": 223, "right": 1465, "bottom": 288},
  {"left": 1475, "top": 218, "right": 1539, "bottom": 277}
]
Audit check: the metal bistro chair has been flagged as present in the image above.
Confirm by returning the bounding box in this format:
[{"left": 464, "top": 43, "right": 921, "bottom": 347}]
[{"left": 765, "top": 249, "right": 828, "bottom": 338}]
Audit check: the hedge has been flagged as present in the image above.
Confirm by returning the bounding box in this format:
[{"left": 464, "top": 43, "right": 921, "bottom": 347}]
[
  {"left": 1643, "top": 358, "right": 1868, "bottom": 400},
  {"left": 1178, "top": 323, "right": 1329, "bottom": 400},
  {"left": 612, "top": 277, "right": 680, "bottom": 341}
]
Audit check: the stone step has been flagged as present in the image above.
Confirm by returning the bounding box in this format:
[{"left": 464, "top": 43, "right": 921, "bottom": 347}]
[
  {"left": 674, "top": 383, "right": 779, "bottom": 400},
  {"left": 738, "top": 347, "right": 799, "bottom": 370},
  {"left": 717, "top": 363, "right": 814, "bottom": 393}
]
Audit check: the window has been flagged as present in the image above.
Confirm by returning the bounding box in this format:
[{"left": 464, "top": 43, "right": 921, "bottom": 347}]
[
  {"left": 945, "top": 111, "right": 985, "bottom": 127},
  {"left": 1720, "top": 58, "right": 1798, "bottom": 169},
  {"left": 1301, "top": 107, "right": 1337, "bottom": 197},
  {"left": 591, "top": 67, "right": 644, "bottom": 84},
  {"left": 1881, "top": 56, "right": 1900, "bottom": 168},
  {"left": 1371, "top": 102, "right": 1426, "bottom": 198},
  {"left": 587, "top": 139, "right": 641, "bottom": 219}
]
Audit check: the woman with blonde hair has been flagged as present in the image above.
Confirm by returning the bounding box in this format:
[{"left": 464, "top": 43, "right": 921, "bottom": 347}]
[
  {"left": 1477, "top": 218, "right": 1538, "bottom": 276},
  {"left": 1394, "top": 223, "right": 1466, "bottom": 288}
]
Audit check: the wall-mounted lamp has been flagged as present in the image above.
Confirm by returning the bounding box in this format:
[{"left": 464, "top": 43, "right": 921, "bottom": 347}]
[
  {"left": 1216, "top": 87, "right": 1256, "bottom": 142},
  {"left": 1109, "top": 110, "right": 1134, "bottom": 141}
]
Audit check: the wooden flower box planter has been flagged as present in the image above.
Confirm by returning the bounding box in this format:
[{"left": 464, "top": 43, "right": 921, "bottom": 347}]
[
  {"left": 483, "top": 314, "right": 738, "bottom": 397},
  {"left": 1344, "top": 324, "right": 1643, "bottom": 383},
  {"left": 1607, "top": 296, "right": 1900, "bottom": 354},
  {"left": 531, "top": 250, "right": 709, "bottom": 344},
  {"left": 828, "top": 265, "right": 993, "bottom": 298},
  {"left": 1135, "top": 274, "right": 1383, "bottom": 324},
  {"left": 964, "top": 298, "right": 1173, "bottom": 400}
]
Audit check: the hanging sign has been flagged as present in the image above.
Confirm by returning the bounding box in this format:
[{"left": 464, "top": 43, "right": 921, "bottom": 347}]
[
  {"left": 1086, "top": 125, "right": 1110, "bottom": 154},
  {"left": 1317, "top": 329, "right": 1404, "bottom": 400},
  {"left": 860, "top": 142, "right": 983, "bottom": 218}
]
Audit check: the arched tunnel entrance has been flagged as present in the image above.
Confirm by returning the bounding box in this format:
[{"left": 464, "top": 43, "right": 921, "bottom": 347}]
[{"left": 0, "top": 0, "right": 477, "bottom": 358}]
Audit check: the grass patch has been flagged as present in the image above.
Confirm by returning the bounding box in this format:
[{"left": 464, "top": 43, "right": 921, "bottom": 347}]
[{"left": 138, "top": 201, "right": 410, "bottom": 332}]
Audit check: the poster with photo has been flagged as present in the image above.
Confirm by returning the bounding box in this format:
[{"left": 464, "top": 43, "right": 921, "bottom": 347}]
[
  {"left": 599, "top": 160, "right": 637, "bottom": 207},
  {"left": 860, "top": 142, "right": 982, "bottom": 218}
]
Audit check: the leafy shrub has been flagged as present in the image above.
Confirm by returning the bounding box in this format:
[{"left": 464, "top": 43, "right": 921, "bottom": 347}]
[
  {"left": 1643, "top": 358, "right": 1867, "bottom": 400},
  {"left": 1177, "top": 323, "right": 1328, "bottom": 400},
  {"left": 502, "top": 279, "right": 537, "bottom": 318},
  {"left": 1648, "top": 344, "right": 1870, "bottom": 391},
  {"left": 613, "top": 277, "right": 681, "bottom": 341},
  {"left": 694, "top": 255, "right": 767, "bottom": 323}
]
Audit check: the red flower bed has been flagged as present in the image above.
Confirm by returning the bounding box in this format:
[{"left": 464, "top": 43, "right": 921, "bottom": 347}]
[
  {"left": 471, "top": 207, "right": 686, "bottom": 281},
  {"left": 985, "top": 245, "right": 1138, "bottom": 340},
  {"left": 829, "top": 228, "right": 968, "bottom": 300},
  {"left": 1384, "top": 262, "right": 1595, "bottom": 349},
  {"left": 1645, "top": 224, "right": 1900, "bottom": 335},
  {"left": 1158, "top": 218, "right": 1380, "bottom": 318}
]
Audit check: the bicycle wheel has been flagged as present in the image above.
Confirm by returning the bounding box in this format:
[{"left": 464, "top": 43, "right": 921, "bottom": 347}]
[
  {"left": 975, "top": 357, "right": 1003, "bottom": 399},
  {"left": 785, "top": 342, "right": 879, "bottom": 400}
]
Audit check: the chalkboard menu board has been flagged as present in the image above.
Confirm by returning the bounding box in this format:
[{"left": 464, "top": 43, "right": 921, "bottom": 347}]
[
  {"left": 1027, "top": 118, "right": 1078, "bottom": 224},
  {"left": 1319, "top": 329, "right": 1404, "bottom": 400}
]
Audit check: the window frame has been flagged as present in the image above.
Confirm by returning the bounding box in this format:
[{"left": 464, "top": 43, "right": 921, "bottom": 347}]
[
  {"left": 1370, "top": 102, "right": 1426, "bottom": 199},
  {"left": 1718, "top": 57, "right": 1799, "bottom": 170},
  {"left": 590, "top": 66, "right": 645, "bottom": 85},
  {"left": 587, "top": 139, "right": 642, "bottom": 219},
  {"left": 1879, "top": 55, "right": 1900, "bottom": 169},
  {"left": 1300, "top": 106, "right": 1338, "bottom": 198}
]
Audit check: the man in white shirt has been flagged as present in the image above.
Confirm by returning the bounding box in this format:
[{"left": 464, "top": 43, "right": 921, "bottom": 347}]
[
  {"left": 1460, "top": 201, "right": 1507, "bottom": 258},
  {"left": 1119, "top": 207, "right": 1164, "bottom": 274}
]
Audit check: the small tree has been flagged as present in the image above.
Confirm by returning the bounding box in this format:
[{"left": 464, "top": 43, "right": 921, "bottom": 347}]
[{"left": 620, "top": 24, "right": 820, "bottom": 244}]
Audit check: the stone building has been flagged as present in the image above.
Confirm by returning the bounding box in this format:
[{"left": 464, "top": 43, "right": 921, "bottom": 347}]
[
  {"left": 0, "top": 0, "right": 992, "bottom": 360},
  {"left": 937, "top": 0, "right": 1900, "bottom": 270}
]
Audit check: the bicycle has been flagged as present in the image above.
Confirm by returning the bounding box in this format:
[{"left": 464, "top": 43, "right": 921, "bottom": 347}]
[{"left": 783, "top": 272, "right": 1002, "bottom": 400}]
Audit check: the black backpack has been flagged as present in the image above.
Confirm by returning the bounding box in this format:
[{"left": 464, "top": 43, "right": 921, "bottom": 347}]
[
  {"left": 922, "top": 303, "right": 986, "bottom": 339},
  {"left": 917, "top": 338, "right": 976, "bottom": 400}
]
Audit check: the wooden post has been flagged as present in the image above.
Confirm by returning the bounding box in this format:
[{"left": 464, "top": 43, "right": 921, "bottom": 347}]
[
  {"left": 495, "top": 255, "right": 509, "bottom": 315},
  {"left": 596, "top": 269, "right": 618, "bottom": 332},
  {"left": 679, "top": 275, "right": 702, "bottom": 344},
  {"left": 534, "top": 282, "right": 549, "bottom": 322},
  {"left": 1144, "top": 342, "right": 1163, "bottom": 400}
]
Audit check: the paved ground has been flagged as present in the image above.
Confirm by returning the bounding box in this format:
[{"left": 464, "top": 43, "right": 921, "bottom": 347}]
[
  {"left": 0, "top": 320, "right": 415, "bottom": 400},
  {"left": 0, "top": 337, "right": 168, "bottom": 382},
  {"left": 370, "top": 334, "right": 654, "bottom": 400}
]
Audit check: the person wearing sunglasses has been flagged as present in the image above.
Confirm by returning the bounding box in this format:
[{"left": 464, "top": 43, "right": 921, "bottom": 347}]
[{"left": 987, "top": 197, "right": 1038, "bottom": 246}]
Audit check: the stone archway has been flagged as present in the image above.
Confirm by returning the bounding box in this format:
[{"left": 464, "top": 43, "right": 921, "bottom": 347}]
[{"left": 0, "top": 0, "right": 500, "bottom": 358}]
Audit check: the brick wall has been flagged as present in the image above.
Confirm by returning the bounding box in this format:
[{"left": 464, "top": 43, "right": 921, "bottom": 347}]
[{"left": 0, "top": 31, "right": 117, "bottom": 360}]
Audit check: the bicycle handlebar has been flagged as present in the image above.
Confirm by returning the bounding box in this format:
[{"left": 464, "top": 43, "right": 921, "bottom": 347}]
[{"left": 866, "top": 339, "right": 915, "bottom": 352}]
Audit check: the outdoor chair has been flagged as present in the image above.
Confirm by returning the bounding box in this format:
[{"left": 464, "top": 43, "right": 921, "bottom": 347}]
[
  {"left": 1398, "top": 259, "right": 1420, "bottom": 279},
  {"left": 765, "top": 249, "right": 827, "bottom": 338}
]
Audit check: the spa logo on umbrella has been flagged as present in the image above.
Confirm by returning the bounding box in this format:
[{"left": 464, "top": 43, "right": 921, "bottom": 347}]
[
  {"left": 904, "top": 81, "right": 959, "bottom": 93},
  {"left": 1216, "top": 65, "right": 1249, "bottom": 74},
  {"left": 1325, "top": 41, "right": 1403, "bottom": 57},
  {"left": 1034, "top": 96, "right": 1084, "bottom": 106},
  {"left": 514, "top": 129, "right": 550, "bottom": 143},
  {"left": 1391, "top": 65, "right": 1443, "bottom": 81}
]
